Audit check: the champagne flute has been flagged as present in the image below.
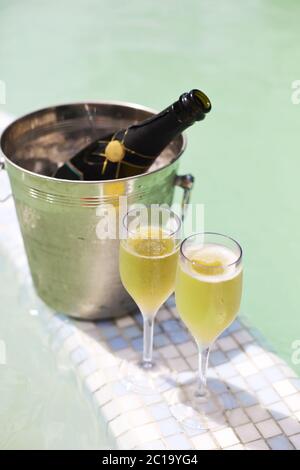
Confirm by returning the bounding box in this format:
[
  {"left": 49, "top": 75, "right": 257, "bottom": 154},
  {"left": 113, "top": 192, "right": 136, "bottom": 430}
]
[
  {"left": 172, "top": 232, "right": 243, "bottom": 429},
  {"left": 119, "top": 205, "right": 181, "bottom": 393}
]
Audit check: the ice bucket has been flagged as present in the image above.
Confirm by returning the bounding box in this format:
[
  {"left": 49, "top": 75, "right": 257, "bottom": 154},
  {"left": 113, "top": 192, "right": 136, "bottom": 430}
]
[{"left": 0, "top": 101, "right": 194, "bottom": 320}]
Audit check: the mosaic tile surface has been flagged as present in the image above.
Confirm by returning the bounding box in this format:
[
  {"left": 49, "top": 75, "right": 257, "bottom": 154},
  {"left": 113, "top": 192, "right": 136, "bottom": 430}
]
[{"left": 0, "top": 116, "right": 299, "bottom": 450}]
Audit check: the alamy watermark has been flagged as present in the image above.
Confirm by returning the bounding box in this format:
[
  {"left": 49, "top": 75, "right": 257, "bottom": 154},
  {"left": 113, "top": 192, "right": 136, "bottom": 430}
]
[
  {"left": 0, "top": 80, "right": 6, "bottom": 105},
  {"left": 95, "top": 200, "right": 204, "bottom": 240},
  {"left": 291, "top": 80, "right": 300, "bottom": 104},
  {"left": 291, "top": 339, "right": 300, "bottom": 365}
]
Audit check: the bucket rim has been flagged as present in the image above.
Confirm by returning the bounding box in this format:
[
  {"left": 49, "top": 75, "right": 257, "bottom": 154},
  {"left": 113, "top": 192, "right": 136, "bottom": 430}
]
[{"left": 0, "top": 100, "right": 187, "bottom": 184}]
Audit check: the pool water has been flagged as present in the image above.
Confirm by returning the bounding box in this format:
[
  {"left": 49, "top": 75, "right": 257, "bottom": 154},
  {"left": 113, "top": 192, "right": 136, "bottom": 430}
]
[
  {"left": 0, "top": 250, "right": 108, "bottom": 450},
  {"left": 0, "top": 0, "right": 299, "bottom": 376}
]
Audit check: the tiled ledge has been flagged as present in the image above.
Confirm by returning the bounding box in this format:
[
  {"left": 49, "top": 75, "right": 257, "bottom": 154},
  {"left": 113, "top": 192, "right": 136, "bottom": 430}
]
[
  {"left": 69, "top": 304, "right": 300, "bottom": 450},
  {"left": 0, "top": 184, "right": 299, "bottom": 451}
]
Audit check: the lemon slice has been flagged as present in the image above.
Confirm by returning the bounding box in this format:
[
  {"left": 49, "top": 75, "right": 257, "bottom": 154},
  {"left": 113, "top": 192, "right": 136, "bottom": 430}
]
[{"left": 192, "top": 258, "right": 224, "bottom": 275}]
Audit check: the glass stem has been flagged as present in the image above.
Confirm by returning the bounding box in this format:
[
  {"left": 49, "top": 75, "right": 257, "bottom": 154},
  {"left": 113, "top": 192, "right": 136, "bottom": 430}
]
[
  {"left": 196, "top": 345, "right": 210, "bottom": 397},
  {"left": 142, "top": 315, "right": 155, "bottom": 368}
]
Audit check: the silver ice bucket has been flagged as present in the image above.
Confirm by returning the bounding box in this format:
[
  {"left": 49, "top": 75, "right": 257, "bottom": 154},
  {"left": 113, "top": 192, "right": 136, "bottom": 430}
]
[{"left": 0, "top": 101, "right": 194, "bottom": 320}]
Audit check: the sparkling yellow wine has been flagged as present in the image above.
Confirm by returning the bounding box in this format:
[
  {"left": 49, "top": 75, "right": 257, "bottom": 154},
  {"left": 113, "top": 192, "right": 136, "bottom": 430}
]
[
  {"left": 119, "top": 228, "right": 179, "bottom": 316},
  {"left": 175, "top": 244, "right": 243, "bottom": 346}
]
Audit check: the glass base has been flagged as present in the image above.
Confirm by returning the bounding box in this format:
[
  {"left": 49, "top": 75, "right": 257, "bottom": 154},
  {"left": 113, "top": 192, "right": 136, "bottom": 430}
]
[
  {"left": 169, "top": 375, "right": 231, "bottom": 431},
  {"left": 119, "top": 360, "right": 171, "bottom": 396}
]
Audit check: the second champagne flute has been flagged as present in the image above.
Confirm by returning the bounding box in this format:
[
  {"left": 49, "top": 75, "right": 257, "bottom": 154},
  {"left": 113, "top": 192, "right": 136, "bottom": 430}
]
[
  {"left": 119, "top": 206, "right": 181, "bottom": 393},
  {"left": 172, "top": 232, "right": 243, "bottom": 429}
]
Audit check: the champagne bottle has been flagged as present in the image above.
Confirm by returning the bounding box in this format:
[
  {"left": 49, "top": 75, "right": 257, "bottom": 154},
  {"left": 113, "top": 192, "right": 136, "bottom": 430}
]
[{"left": 54, "top": 89, "right": 211, "bottom": 181}]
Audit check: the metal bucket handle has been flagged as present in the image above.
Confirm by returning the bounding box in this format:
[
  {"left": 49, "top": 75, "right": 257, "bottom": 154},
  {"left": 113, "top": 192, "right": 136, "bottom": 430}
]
[
  {"left": 0, "top": 157, "right": 12, "bottom": 203},
  {"left": 175, "top": 173, "right": 195, "bottom": 221}
]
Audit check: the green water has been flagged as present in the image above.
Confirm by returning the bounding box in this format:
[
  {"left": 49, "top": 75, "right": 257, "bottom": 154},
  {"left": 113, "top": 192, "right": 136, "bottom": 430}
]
[{"left": 0, "top": 0, "right": 299, "bottom": 374}]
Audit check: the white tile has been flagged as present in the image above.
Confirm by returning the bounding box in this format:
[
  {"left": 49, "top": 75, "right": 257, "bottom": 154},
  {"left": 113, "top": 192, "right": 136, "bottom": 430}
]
[
  {"left": 126, "top": 408, "right": 153, "bottom": 427},
  {"left": 116, "top": 316, "right": 135, "bottom": 328},
  {"left": 268, "top": 401, "right": 290, "bottom": 420},
  {"left": 227, "top": 375, "right": 248, "bottom": 392},
  {"left": 85, "top": 371, "right": 104, "bottom": 393},
  {"left": 245, "top": 405, "right": 270, "bottom": 423},
  {"left": 98, "top": 353, "right": 120, "bottom": 369},
  {"left": 267, "top": 435, "right": 294, "bottom": 450},
  {"left": 156, "top": 376, "right": 174, "bottom": 393},
  {"left": 102, "top": 400, "right": 120, "bottom": 422},
  {"left": 235, "top": 423, "right": 261, "bottom": 443},
  {"left": 256, "top": 419, "right": 281, "bottom": 439},
  {"left": 262, "top": 365, "right": 285, "bottom": 382},
  {"left": 273, "top": 379, "right": 297, "bottom": 397},
  {"left": 245, "top": 439, "right": 269, "bottom": 450},
  {"left": 226, "top": 408, "right": 249, "bottom": 427},
  {"left": 118, "top": 348, "right": 137, "bottom": 360},
  {"left": 177, "top": 341, "right": 198, "bottom": 357},
  {"left": 93, "top": 384, "right": 112, "bottom": 407},
  {"left": 257, "top": 387, "right": 280, "bottom": 406},
  {"left": 77, "top": 359, "right": 98, "bottom": 378},
  {"left": 118, "top": 395, "right": 143, "bottom": 412},
  {"left": 63, "top": 334, "right": 81, "bottom": 352},
  {"left": 117, "top": 429, "right": 139, "bottom": 450},
  {"left": 284, "top": 393, "right": 300, "bottom": 412},
  {"left": 291, "top": 378, "right": 300, "bottom": 392},
  {"left": 227, "top": 350, "right": 248, "bottom": 364},
  {"left": 233, "top": 330, "right": 253, "bottom": 345},
  {"left": 191, "top": 433, "right": 218, "bottom": 450},
  {"left": 252, "top": 353, "right": 274, "bottom": 370},
  {"left": 82, "top": 328, "right": 103, "bottom": 343},
  {"left": 103, "top": 365, "right": 121, "bottom": 383},
  {"left": 289, "top": 433, "right": 300, "bottom": 449},
  {"left": 224, "top": 443, "right": 245, "bottom": 450},
  {"left": 158, "top": 308, "right": 172, "bottom": 320},
  {"left": 150, "top": 403, "right": 171, "bottom": 421},
  {"left": 175, "top": 371, "right": 195, "bottom": 387},
  {"left": 235, "top": 361, "right": 258, "bottom": 377},
  {"left": 70, "top": 346, "right": 88, "bottom": 365},
  {"left": 72, "top": 320, "right": 94, "bottom": 332},
  {"left": 48, "top": 316, "right": 64, "bottom": 332},
  {"left": 186, "top": 354, "right": 198, "bottom": 369},
  {"left": 143, "top": 394, "right": 163, "bottom": 406},
  {"left": 158, "top": 417, "right": 182, "bottom": 437},
  {"left": 246, "top": 373, "right": 269, "bottom": 391},
  {"left": 167, "top": 357, "right": 189, "bottom": 372},
  {"left": 268, "top": 352, "right": 285, "bottom": 366},
  {"left": 214, "top": 428, "right": 240, "bottom": 448},
  {"left": 136, "top": 423, "right": 160, "bottom": 444},
  {"left": 109, "top": 414, "right": 131, "bottom": 437},
  {"left": 217, "top": 336, "right": 239, "bottom": 352},
  {"left": 142, "top": 440, "right": 166, "bottom": 450},
  {"left": 160, "top": 345, "right": 179, "bottom": 359},
  {"left": 165, "top": 434, "right": 191, "bottom": 450},
  {"left": 206, "top": 415, "right": 227, "bottom": 431},
  {"left": 278, "top": 417, "right": 300, "bottom": 436},
  {"left": 184, "top": 426, "right": 204, "bottom": 438},
  {"left": 279, "top": 364, "right": 298, "bottom": 379},
  {"left": 215, "top": 362, "right": 237, "bottom": 379},
  {"left": 207, "top": 368, "right": 218, "bottom": 379},
  {"left": 243, "top": 342, "right": 264, "bottom": 357}
]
